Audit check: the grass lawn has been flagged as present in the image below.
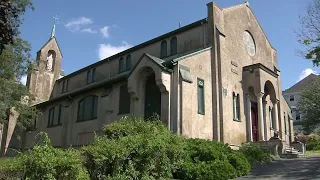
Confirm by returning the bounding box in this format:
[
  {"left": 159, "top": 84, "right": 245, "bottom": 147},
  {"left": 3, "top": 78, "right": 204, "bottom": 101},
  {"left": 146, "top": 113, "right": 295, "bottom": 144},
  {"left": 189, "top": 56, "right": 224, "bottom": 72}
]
[{"left": 305, "top": 150, "right": 320, "bottom": 156}]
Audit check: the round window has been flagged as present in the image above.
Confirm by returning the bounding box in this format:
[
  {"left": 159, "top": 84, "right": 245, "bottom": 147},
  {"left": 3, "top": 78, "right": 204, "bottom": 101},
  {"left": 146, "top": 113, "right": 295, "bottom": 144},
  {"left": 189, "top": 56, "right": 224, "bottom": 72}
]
[{"left": 243, "top": 31, "right": 256, "bottom": 56}]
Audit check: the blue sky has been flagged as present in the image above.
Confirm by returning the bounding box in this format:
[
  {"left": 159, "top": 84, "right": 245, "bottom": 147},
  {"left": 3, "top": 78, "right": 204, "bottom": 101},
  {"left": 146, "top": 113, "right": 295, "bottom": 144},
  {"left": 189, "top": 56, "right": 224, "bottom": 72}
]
[{"left": 19, "top": 0, "right": 317, "bottom": 90}]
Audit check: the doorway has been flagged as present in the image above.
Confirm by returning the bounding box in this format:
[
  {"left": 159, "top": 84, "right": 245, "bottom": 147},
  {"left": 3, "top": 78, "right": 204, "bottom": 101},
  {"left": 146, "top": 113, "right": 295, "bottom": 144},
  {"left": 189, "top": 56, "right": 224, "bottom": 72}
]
[
  {"left": 251, "top": 102, "right": 259, "bottom": 142},
  {"left": 144, "top": 74, "right": 161, "bottom": 120}
]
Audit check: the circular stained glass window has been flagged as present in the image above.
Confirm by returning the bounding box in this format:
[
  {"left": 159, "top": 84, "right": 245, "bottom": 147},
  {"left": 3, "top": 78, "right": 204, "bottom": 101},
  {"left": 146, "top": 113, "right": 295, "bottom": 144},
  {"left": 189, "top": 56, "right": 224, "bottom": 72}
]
[{"left": 243, "top": 31, "right": 256, "bottom": 56}]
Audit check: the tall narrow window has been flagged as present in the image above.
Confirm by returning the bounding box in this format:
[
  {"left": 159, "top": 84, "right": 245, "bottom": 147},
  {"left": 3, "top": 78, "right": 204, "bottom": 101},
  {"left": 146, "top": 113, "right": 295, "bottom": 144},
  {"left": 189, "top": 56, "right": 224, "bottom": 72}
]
[
  {"left": 61, "top": 81, "right": 65, "bottom": 93},
  {"left": 233, "top": 93, "right": 240, "bottom": 121},
  {"left": 160, "top": 40, "right": 167, "bottom": 58},
  {"left": 126, "top": 55, "right": 132, "bottom": 71},
  {"left": 284, "top": 112, "right": 287, "bottom": 135},
  {"left": 77, "top": 95, "right": 98, "bottom": 122},
  {"left": 119, "top": 84, "right": 131, "bottom": 114},
  {"left": 87, "top": 70, "right": 92, "bottom": 84},
  {"left": 66, "top": 79, "right": 69, "bottom": 92},
  {"left": 92, "top": 68, "right": 96, "bottom": 82},
  {"left": 170, "top": 37, "right": 177, "bottom": 55},
  {"left": 48, "top": 105, "right": 62, "bottom": 127},
  {"left": 296, "top": 110, "right": 301, "bottom": 120},
  {"left": 269, "top": 106, "right": 273, "bottom": 129},
  {"left": 119, "top": 57, "right": 125, "bottom": 73},
  {"left": 197, "top": 78, "right": 205, "bottom": 115}
]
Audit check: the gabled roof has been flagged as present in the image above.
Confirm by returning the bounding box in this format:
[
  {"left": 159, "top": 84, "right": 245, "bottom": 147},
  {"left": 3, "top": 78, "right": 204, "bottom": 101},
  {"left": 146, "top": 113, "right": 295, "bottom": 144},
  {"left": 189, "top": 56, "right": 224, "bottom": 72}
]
[
  {"left": 129, "top": 53, "right": 173, "bottom": 77},
  {"left": 223, "top": 2, "right": 275, "bottom": 51},
  {"left": 283, "top": 73, "right": 319, "bottom": 94},
  {"left": 37, "top": 37, "right": 63, "bottom": 57}
]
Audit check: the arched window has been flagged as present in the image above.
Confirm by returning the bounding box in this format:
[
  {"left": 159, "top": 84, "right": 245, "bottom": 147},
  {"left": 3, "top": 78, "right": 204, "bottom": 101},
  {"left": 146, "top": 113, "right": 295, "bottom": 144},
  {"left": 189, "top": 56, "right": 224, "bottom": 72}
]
[
  {"left": 160, "top": 40, "right": 167, "bottom": 58},
  {"left": 48, "top": 105, "right": 62, "bottom": 127},
  {"left": 46, "top": 50, "right": 56, "bottom": 72},
  {"left": 77, "top": 95, "right": 98, "bottom": 122},
  {"left": 119, "top": 57, "right": 125, "bottom": 73},
  {"left": 170, "top": 37, "right": 177, "bottom": 55},
  {"left": 233, "top": 92, "right": 240, "bottom": 121},
  {"left": 126, "top": 55, "right": 132, "bottom": 71}
]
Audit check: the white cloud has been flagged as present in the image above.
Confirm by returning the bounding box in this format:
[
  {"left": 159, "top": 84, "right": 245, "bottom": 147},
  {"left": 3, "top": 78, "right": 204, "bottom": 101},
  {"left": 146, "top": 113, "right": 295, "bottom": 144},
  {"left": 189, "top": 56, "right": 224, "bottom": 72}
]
[
  {"left": 100, "top": 26, "right": 109, "bottom": 38},
  {"left": 65, "top": 17, "right": 93, "bottom": 32},
  {"left": 20, "top": 75, "right": 27, "bottom": 85},
  {"left": 298, "top": 68, "right": 318, "bottom": 82},
  {"left": 98, "top": 41, "right": 132, "bottom": 59},
  {"left": 81, "top": 28, "right": 98, "bottom": 33}
]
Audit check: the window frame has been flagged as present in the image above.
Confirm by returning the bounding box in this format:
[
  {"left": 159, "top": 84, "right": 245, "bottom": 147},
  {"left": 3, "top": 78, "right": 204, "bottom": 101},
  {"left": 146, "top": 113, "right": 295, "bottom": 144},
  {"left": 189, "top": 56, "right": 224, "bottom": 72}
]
[
  {"left": 119, "top": 57, "right": 125, "bottom": 73},
  {"left": 118, "top": 84, "right": 131, "bottom": 115},
  {"left": 126, "top": 55, "right": 132, "bottom": 71},
  {"left": 160, "top": 40, "right": 167, "bottom": 58},
  {"left": 170, "top": 37, "right": 178, "bottom": 55},
  {"left": 197, "top": 78, "right": 205, "bottom": 115},
  {"left": 233, "top": 92, "right": 240, "bottom": 121},
  {"left": 269, "top": 106, "right": 273, "bottom": 129},
  {"left": 47, "top": 105, "right": 62, "bottom": 128},
  {"left": 289, "top": 95, "right": 294, "bottom": 101},
  {"left": 77, "top": 95, "right": 98, "bottom": 122}
]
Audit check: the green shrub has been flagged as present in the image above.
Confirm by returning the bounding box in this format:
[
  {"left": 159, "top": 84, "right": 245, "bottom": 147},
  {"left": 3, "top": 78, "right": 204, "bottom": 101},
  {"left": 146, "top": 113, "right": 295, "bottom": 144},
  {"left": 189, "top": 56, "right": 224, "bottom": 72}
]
[
  {"left": 239, "top": 142, "right": 272, "bottom": 165},
  {"left": 102, "top": 116, "right": 169, "bottom": 139},
  {"left": 1, "top": 132, "right": 89, "bottom": 180},
  {"left": 306, "top": 134, "right": 320, "bottom": 150},
  {"left": 174, "top": 138, "right": 250, "bottom": 180},
  {"left": 82, "top": 117, "right": 185, "bottom": 179}
]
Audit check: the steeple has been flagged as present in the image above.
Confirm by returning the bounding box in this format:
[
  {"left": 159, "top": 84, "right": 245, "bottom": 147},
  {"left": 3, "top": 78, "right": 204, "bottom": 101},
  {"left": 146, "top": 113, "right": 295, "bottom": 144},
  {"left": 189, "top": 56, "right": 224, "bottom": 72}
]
[{"left": 51, "top": 16, "right": 58, "bottom": 38}]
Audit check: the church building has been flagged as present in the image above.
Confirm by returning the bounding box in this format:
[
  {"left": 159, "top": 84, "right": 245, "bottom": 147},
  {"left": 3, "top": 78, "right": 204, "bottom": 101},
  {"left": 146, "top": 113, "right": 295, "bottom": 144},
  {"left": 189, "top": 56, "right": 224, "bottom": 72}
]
[{"left": 1, "top": 2, "right": 294, "bottom": 155}]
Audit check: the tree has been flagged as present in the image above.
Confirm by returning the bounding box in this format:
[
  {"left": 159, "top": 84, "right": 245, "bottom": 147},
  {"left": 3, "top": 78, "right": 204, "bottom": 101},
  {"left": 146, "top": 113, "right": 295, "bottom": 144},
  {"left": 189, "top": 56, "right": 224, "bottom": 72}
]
[
  {"left": 0, "top": 0, "right": 37, "bottom": 134},
  {"left": 0, "top": 36, "right": 38, "bottom": 133},
  {"left": 298, "top": 78, "right": 320, "bottom": 134},
  {"left": 296, "top": 0, "right": 320, "bottom": 66},
  {"left": 0, "top": 0, "right": 33, "bottom": 53}
]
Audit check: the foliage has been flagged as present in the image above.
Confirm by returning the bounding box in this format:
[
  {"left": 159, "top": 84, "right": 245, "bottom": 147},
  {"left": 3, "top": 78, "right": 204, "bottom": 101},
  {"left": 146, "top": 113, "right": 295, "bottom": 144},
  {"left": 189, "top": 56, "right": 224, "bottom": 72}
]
[
  {"left": 296, "top": 0, "right": 320, "bottom": 66},
  {"left": 102, "top": 115, "right": 169, "bottom": 139},
  {"left": 0, "top": 0, "right": 33, "bottom": 53},
  {"left": 239, "top": 142, "right": 272, "bottom": 165},
  {"left": 0, "top": 132, "right": 89, "bottom": 180},
  {"left": 82, "top": 116, "right": 185, "bottom": 180},
  {"left": 305, "top": 134, "right": 320, "bottom": 150},
  {"left": 297, "top": 78, "right": 320, "bottom": 133},
  {"left": 174, "top": 138, "right": 250, "bottom": 180},
  {"left": 0, "top": 36, "right": 39, "bottom": 135}
]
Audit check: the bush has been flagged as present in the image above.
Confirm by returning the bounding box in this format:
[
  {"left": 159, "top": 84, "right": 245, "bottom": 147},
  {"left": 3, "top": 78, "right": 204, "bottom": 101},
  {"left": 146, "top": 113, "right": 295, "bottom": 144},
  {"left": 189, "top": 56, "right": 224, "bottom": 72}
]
[
  {"left": 239, "top": 142, "right": 272, "bottom": 165},
  {"left": 102, "top": 116, "right": 169, "bottom": 139},
  {"left": 174, "top": 138, "right": 250, "bottom": 180},
  {"left": 1, "top": 133, "right": 89, "bottom": 180},
  {"left": 82, "top": 116, "right": 185, "bottom": 180},
  {"left": 306, "top": 134, "right": 320, "bottom": 150}
]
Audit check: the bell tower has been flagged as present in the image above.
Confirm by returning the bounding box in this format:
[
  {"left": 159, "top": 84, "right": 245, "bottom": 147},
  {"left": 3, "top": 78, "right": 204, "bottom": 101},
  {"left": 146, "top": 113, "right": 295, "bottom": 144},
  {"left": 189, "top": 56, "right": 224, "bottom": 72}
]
[{"left": 26, "top": 16, "right": 63, "bottom": 104}]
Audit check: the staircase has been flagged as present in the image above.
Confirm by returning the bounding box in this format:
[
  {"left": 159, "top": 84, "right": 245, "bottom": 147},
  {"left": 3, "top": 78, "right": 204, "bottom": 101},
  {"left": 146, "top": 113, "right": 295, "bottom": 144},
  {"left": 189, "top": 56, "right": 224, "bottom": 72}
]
[{"left": 280, "top": 146, "right": 305, "bottom": 159}]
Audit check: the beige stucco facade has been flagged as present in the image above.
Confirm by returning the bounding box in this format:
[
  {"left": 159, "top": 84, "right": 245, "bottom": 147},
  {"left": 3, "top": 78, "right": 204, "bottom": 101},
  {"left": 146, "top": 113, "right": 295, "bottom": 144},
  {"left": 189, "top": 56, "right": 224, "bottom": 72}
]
[{"left": 1, "top": 2, "right": 294, "bottom": 155}]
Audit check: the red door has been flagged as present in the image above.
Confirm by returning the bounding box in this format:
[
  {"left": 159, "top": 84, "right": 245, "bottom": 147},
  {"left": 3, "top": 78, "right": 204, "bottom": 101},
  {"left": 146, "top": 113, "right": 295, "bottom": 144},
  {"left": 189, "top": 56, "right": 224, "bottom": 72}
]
[{"left": 251, "top": 102, "right": 258, "bottom": 142}]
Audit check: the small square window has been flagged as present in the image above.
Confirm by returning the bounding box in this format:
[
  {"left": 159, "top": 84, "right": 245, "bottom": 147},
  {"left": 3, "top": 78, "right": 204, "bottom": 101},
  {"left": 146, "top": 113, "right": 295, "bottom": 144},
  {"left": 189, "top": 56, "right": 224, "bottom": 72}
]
[{"left": 289, "top": 95, "right": 294, "bottom": 101}]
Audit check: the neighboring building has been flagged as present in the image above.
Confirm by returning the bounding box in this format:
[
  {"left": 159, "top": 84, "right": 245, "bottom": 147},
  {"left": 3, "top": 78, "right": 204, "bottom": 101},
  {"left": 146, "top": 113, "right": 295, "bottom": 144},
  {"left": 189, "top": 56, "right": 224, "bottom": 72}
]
[
  {"left": 1, "top": 2, "right": 294, "bottom": 155},
  {"left": 283, "top": 73, "right": 319, "bottom": 133}
]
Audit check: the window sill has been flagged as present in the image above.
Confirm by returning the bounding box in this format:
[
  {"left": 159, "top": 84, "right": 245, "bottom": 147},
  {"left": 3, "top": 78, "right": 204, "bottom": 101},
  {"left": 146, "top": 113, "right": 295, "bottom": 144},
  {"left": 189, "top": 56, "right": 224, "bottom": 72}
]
[
  {"left": 47, "top": 124, "right": 62, "bottom": 128},
  {"left": 233, "top": 118, "right": 241, "bottom": 122},
  {"left": 76, "top": 118, "right": 97, "bottom": 123},
  {"left": 198, "top": 112, "right": 205, "bottom": 115},
  {"left": 118, "top": 112, "right": 130, "bottom": 115}
]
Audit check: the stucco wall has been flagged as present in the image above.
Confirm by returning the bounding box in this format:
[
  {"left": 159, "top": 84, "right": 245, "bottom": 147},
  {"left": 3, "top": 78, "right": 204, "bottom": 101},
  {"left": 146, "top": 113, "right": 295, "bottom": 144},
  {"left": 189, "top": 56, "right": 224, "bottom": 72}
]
[{"left": 178, "top": 48, "right": 213, "bottom": 140}]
